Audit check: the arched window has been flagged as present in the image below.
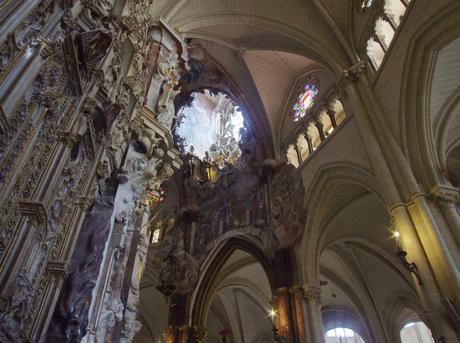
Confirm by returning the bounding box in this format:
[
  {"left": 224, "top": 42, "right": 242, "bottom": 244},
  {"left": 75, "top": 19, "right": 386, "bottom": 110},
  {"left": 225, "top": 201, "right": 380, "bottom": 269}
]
[
  {"left": 384, "top": 0, "right": 406, "bottom": 26},
  {"left": 325, "top": 327, "right": 366, "bottom": 343},
  {"left": 286, "top": 144, "right": 300, "bottom": 168},
  {"left": 307, "top": 122, "right": 321, "bottom": 150},
  {"left": 364, "top": 0, "right": 412, "bottom": 71},
  {"left": 296, "top": 134, "right": 310, "bottom": 161},
  {"left": 150, "top": 228, "right": 160, "bottom": 244},
  {"left": 360, "top": 0, "right": 374, "bottom": 11},
  {"left": 292, "top": 78, "right": 319, "bottom": 121},
  {"left": 285, "top": 95, "right": 348, "bottom": 168},
  {"left": 400, "top": 321, "right": 435, "bottom": 343},
  {"left": 319, "top": 110, "right": 334, "bottom": 136},
  {"left": 329, "top": 98, "right": 347, "bottom": 126},
  {"left": 375, "top": 17, "right": 395, "bottom": 49},
  {"left": 367, "top": 37, "right": 385, "bottom": 69}
]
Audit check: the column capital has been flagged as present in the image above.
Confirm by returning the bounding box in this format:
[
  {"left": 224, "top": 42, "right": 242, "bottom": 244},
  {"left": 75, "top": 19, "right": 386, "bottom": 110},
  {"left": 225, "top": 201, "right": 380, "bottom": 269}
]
[
  {"left": 301, "top": 283, "right": 321, "bottom": 301},
  {"left": 430, "top": 184, "right": 459, "bottom": 205},
  {"left": 191, "top": 325, "right": 208, "bottom": 342}
]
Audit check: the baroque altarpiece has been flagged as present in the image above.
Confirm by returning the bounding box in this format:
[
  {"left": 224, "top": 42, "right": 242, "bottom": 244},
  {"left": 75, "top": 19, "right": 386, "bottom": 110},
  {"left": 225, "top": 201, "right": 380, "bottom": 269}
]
[{"left": 0, "top": 1, "right": 307, "bottom": 343}]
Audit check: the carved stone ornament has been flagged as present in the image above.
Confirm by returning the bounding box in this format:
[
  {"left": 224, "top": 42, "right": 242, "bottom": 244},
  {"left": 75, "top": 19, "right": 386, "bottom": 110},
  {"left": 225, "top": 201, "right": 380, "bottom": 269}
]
[
  {"left": 192, "top": 325, "right": 208, "bottom": 342},
  {"left": 0, "top": 269, "right": 37, "bottom": 342},
  {"left": 76, "top": 30, "right": 112, "bottom": 69},
  {"left": 81, "top": 0, "right": 113, "bottom": 19},
  {"left": 431, "top": 184, "right": 460, "bottom": 206},
  {"left": 46, "top": 196, "right": 114, "bottom": 343},
  {"left": 343, "top": 60, "right": 366, "bottom": 82},
  {"left": 46, "top": 260, "right": 70, "bottom": 279},
  {"left": 18, "top": 201, "right": 48, "bottom": 225},
  {"left": 150, "top": 234, "right": 200, "bottom": 295},
  {"left": 62, "top": 32, "right": 83, "bottom": 95},
  {"left": 302, "top": 284, "right": 321, "bottom": 302},
  {"left": 269, "top": 164, "right": 306, "bottom": 248}
]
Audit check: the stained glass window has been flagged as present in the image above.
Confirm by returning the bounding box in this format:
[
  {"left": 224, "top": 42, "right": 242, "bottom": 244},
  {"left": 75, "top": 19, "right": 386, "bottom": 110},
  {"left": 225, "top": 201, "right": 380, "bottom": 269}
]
[{"left": 292, "top": 78, "right": 319, "bottom": 121}]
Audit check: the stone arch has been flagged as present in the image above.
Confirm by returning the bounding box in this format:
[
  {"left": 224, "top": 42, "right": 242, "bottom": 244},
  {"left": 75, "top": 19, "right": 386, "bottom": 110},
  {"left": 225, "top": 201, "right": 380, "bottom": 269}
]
[
  {"left": 322, "top": 307, "right": 370, "bottom": 342},
  {"left": 400, "top": 2, "right": 460, "bottom": 189},
  {"left": 318, "top": 239, "right": 415, "bottom": 343},
  {"left": 323, "top": 238, "right": 414, "bottom": 290},
  {"left": 174, "top": 14, "right": 350, "bottom": 75},
  {"left": 188, "top": 235, "right": 275, "bottom": 328},
  {"left": 299, "top": 162, "right": 385, "bottom": 285},
  {"left": 435, "top": 91, "right": 460, "bottom": 179},
  {"left": 384, "top": 291, "right": 436, "bottom": 343}
]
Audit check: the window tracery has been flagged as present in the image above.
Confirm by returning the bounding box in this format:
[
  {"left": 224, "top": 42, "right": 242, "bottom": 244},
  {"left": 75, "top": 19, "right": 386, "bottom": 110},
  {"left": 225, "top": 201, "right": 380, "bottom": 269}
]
[
  {"left": 285, "top": 94, "right": 348, "bottom": 168},
  {"left": 400, "top": 321, "right": 435, "bottom": 343},
  {"left": 292, "top": 78, "right": 319, "bottom": 121},
  {"left": 325, "top": 327, "right": 366, "bottom": 343},
  {"left": 363, "top": 0, "right": 412, "bottom": 71}
]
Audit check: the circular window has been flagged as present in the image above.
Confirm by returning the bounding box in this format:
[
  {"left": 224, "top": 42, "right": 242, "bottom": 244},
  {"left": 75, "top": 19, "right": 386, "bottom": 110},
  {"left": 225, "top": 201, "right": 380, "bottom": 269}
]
[{"left": 292, "top": 78, "right": 319, "bottom": 121}]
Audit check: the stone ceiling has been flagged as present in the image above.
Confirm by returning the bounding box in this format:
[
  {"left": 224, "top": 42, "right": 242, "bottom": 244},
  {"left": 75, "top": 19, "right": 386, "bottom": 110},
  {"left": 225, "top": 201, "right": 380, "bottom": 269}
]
[{"left": 150, "top": 0, "right": 353, "bottom": 156}]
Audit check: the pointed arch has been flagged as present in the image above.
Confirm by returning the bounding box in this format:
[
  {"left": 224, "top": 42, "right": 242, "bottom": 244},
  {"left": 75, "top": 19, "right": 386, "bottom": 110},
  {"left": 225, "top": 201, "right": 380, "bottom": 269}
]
[
  {"left": 400, "top": 2, "right": 460, "bottom": 189},
  {"left": 188, "top": 235, "right": 275, "bottom": 327},
  {"left": 299, "top": 162, "right": 385, "bottom": 283}
]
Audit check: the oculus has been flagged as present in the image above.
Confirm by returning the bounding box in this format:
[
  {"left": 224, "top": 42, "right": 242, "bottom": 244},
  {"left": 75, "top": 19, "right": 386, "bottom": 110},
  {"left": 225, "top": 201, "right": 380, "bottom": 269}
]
[{"left": 175, "top": 90, "right": 245, "bottom": 166}]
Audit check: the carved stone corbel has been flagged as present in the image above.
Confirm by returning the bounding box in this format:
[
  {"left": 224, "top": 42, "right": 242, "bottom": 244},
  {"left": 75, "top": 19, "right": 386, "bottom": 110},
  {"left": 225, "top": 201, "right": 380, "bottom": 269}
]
[
  {"left": 343, "top": 60, "right": 366, "bottom": 82},
  {"left": 302, "top": 284, "right": 321, "bottom": 303},
  {"left": 431, "top": 184, "right": 460, "bottom": 206}
]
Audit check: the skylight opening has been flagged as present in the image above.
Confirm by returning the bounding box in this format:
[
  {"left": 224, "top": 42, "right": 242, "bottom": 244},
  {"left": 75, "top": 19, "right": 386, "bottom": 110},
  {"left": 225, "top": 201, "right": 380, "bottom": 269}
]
[{"left": 175, "top": 90, "right": 245, "bottom": 166}]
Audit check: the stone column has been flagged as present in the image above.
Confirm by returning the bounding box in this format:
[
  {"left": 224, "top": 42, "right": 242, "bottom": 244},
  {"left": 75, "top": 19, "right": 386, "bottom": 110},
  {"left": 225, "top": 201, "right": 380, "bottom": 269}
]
[
  {"left": 431, "top": 184, "right": 460, "bottom": 249},
  {"left": 326, "top": 108, "right": 337, "bottom": 129},
  {"left": 118, "top": 203, "right": 151, "bottom": 343},
  {"left": 271, "top": 249, "right": 306, "bottom": 343},
  {"left": 408, "top": 195, "right": 460, "bottom": 295},
  {"left": 272, "top": 286, "right": 306, "bottom": 343},
  {"left": 163, "top": 294, "right": 207, "bottom": 343},
  {"left": 391, "top": 204, "right": 459, "bottom": 341},
  {"left": 315, "top": 121, "right": 325, "bottom": 141},
  {"left": 301, "top": 284, "right": 324, "bottom": 343},
  {"left": 306, "top": 134, "right": 314, "bottom": 154}
]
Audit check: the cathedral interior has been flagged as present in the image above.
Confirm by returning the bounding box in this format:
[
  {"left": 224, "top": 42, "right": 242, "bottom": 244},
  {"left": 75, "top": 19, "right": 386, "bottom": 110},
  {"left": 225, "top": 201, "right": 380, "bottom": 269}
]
[{"left": 0, "top": 0, "right": 459, "bottom": 342}]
